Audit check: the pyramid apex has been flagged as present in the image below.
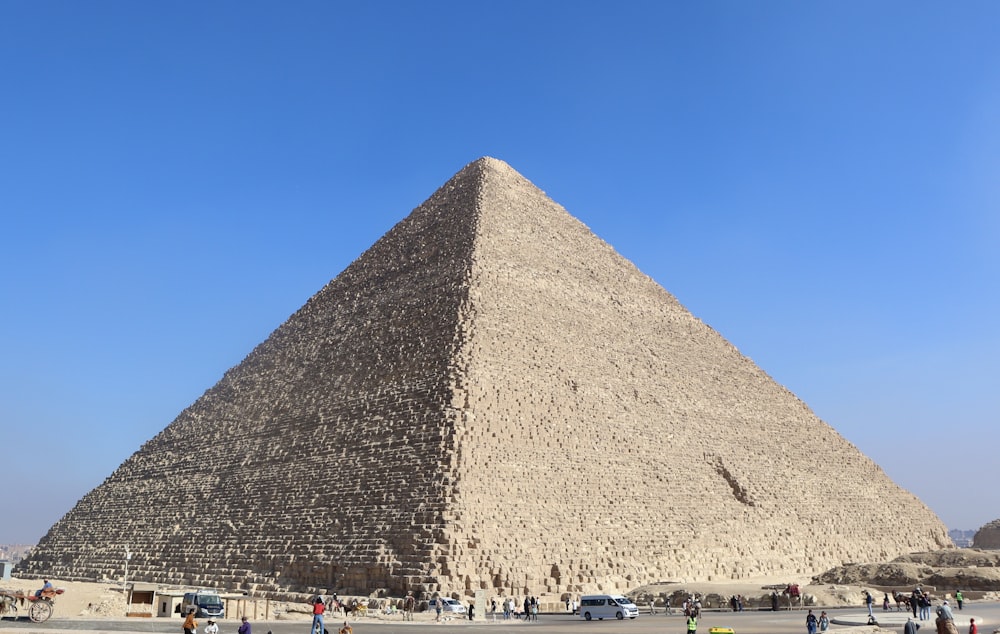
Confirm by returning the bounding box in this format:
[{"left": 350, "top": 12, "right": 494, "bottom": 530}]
[{"left": 466, "top": 155, "right": 515, "bottom": 175}]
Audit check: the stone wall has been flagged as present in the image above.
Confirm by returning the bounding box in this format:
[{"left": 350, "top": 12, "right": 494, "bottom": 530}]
[{"left": 17, "top": 158, "right": 952, "bottom": 600}]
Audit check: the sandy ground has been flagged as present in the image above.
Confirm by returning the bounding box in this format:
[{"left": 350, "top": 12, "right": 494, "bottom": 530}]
[{"left": 0, "top": 575, "right": 877, "bottom": 622}]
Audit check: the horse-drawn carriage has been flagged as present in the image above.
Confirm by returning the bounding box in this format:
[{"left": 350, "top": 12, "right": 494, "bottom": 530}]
[{"left": 0, "top": 587, "right": 63, "bottom": 623}]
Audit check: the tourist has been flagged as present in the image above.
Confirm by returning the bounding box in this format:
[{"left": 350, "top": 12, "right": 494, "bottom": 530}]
[
  {"left": 806, "top": 609, "right": 818, "bottom": 634},
  {"left": 904, "top": 617, "right": 921, "bottom": 634},
  {"left": 865, "top": 590, "right": 874, "bottom": 618},
  {"left": 434, "top": 596, "right": 442, "bottom": 622},
  {"left": 403, "top": 592, "right": 414, "bottom": 621},
  {"left": 238, "top": 616, "right": 251, "bottom": 634},
  {"left": 884, "top": 593, "right": 891, "bottom": 611},
  {"left": 938, "top": 601, "right": 955, "bottom": 622},
  {"left": 819, "top": 611, "right": 830, "bottom": 632},
  {"left": 205, "top": 619, "right": 219, "bottom": 634},
  {"left": 912, "top": 587, "right": 921, "bottom": 618},
  {"left": 955, "top": 590, "right": 964, "bottom": 610},
  {"left": 183, "top": 609, "right": 198, "bottom": 634},
  {"left": 311, "top": 596, "right": 325, "bottom": 634},
  {"left": 523, "top": 596, "right": 530, "bottom": 621},
  {"left": 468, "top": 601, "right": 474, "bottom": 620},
  {"left": 920, "top": 593, "right": 931, "bottom": 621}
]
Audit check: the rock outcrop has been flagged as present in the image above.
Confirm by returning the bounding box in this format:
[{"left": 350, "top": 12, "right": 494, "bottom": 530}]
[
  {"left": 17, "top": 158, "right": 951, "bottom": 599},
  {"left": 973, "top": 520, "right": 1000, "bottom": 549},
  {"left": 815, "top": 550, "right": 1000, "bottom": 589}
]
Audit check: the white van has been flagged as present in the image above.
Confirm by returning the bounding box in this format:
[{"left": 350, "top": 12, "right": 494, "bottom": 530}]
[
  {"left": 579, "top": 594, "right": 638, "bottom": 620},
  {"left": 438, "top": 597, "right": 467, "bottom": 614}
]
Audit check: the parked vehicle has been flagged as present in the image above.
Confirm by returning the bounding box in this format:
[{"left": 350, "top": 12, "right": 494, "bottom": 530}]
[
  {"left": 438, "top": 597, "right": 467, "bottom": 614},
  {"left": 182, "top": 591, "right": 225, "bottom": 619},
  {"left": 579, "top": 594, "right": 638, "bottom": 620}
]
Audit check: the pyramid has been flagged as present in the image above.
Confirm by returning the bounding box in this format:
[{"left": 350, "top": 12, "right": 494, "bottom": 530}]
[{"left": 18, "top": 158, "right": 951, "bottom": 599}]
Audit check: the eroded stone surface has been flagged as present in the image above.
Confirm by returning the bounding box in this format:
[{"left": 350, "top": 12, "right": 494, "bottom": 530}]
[
  {"left": 973, "top": 520, "right": 1000, "bottom": 549},
  {"left": 16, "top": 158, "right": 952, "bottom": 599}
]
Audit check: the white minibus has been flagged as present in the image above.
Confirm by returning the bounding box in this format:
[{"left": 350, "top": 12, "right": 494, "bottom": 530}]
[{"left": 579, "top": 594, "right": 639, "bottom": 620}]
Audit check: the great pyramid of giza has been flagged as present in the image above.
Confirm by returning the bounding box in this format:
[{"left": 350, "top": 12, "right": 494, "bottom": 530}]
[{"left": 18, "top": 157, "right": 950, "bottom": 599}]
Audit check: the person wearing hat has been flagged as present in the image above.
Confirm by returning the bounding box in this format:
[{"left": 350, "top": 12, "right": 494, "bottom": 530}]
[
  {"left": 205, "top": 619, "right": 219, "bottom": 634},
  {"left": 339, "top": 622, "right": 352, "bottom": 634},
  {"left": 938, "top": 601, "right": 955, "bottom": 622}
]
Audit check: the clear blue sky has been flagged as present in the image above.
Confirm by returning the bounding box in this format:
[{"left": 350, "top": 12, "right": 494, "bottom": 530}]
[{"left": 1, "top": 1, "right": 997, "bottom": 545}]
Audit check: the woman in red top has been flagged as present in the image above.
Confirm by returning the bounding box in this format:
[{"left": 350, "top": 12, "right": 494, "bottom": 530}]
[{"left": 311, "top": 597, "right": 325, "bottom": 634}]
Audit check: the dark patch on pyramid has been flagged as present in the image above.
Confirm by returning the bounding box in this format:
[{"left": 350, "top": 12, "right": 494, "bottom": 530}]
[{"left": 17, "top": 158, "right": 951, "bottom": 598}]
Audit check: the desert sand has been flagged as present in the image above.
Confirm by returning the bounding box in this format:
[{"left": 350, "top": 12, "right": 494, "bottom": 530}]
[{"left": 0, "top": 574, "right": 876, "bottom": 622}]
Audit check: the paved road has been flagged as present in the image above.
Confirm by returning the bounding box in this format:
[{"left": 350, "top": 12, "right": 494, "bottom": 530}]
[{"left": 2, "top": 606, "right": 995, "bottom": 634}]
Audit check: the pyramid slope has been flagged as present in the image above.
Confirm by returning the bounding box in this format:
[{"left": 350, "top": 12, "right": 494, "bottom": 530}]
[
  {"left": 442, "top": 159, "right": 950, "bottom": 593},
  {"left": 18, "top": 158, "right": 950, "bottom": 598},
  {"left": 18, "top": 159, "right": 489, "bottom": 593}
]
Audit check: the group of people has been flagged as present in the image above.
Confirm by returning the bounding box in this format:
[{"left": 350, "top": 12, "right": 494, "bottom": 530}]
[
  {"left": 895, "top": 586, "right": 975, "bottom": 634},
  {"left": 309, "top": 596, "right": 354, "bottom": 634},
  {"left": 182, "top": 611, "right": 252, "bottom": 634},
  {"left": 495, "top": 596, "right": 539, "bottom": 620},
  {"left": 805, "top": 609, "right": 831, "bottom": 634}
]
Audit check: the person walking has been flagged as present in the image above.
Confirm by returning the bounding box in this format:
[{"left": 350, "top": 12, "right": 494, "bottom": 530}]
[
  {"left": 904, "top": 617, "right": 921, "bottom": 634},
  {"left": 687, "top": 613, "right": 698, "bottom": 634},
  {"left": 865, "top": 591, "right": 875, "bottom": 619},
  {"left": 956, "top": 590, "right": 965, "bottom": 610},
  {"left": 205, "top": 620, "right": 219, "bottom": 634},
  {"left": 819, "top": 611, "right": 830, "bottom": 633},
  {"left": 806, "top": 609, "right": 818, "bottom": 634},
  {"left": 969, "top": 618, "right": 977, "bottom": 634},
  {"left": 238, "top": 617, "right": 251, "bottom": 634}
]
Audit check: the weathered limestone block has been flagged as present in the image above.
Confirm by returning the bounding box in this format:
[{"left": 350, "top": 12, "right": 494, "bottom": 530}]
[{"left": 17, "top": 158, "right": 951, "bottom": 598}]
